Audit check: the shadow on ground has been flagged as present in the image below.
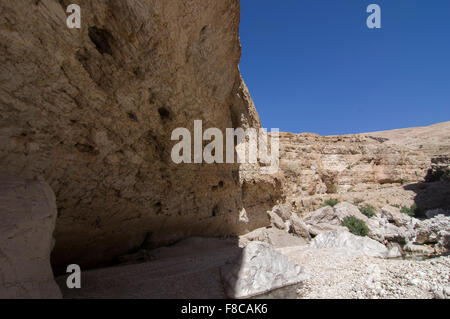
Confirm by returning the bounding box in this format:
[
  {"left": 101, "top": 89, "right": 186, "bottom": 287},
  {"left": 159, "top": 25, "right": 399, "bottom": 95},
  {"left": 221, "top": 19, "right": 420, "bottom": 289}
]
[
  {"left": 403, "top": 180, "right": 450, "bottom": 218},
  {"left": 56, "top": 237, "right": 243, "bottom": 299}
]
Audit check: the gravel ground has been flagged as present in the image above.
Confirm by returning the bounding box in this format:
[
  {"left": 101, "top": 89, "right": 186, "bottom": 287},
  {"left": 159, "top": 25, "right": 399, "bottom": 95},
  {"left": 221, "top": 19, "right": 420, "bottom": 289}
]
[{"left": 280, "top": 247, "right": 450, "bottom": 299}]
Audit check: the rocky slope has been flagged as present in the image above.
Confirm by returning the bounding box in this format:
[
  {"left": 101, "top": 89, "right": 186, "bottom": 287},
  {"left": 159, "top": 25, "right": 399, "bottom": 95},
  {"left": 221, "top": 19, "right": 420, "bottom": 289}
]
[
  {"left": 366, "top": 121, "right": 450, "bottom": 158},
  {"left": 0, "top": 0, "right": 281, "bottom": 272},
  {"left": 277, "top": 132, "right": 431, "bottom": 213}
]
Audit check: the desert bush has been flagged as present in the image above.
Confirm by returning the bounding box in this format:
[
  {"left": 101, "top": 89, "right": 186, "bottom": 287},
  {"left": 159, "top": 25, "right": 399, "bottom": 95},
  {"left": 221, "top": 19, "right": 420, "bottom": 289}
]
[
  {"left": 341, "top": 216, "right": 369, "bottom": 237},
  {"left": 359, "top": 204, "right": 376, "bottom": 218},
  {"left": 400, "top": 204, "right": 421, "bottom": 217},
  {"left": 353, "top": 199, "right": 364, "bottom": 205},
  {"left": 323, "top": 198, "right": 339, "bottom": 207}
]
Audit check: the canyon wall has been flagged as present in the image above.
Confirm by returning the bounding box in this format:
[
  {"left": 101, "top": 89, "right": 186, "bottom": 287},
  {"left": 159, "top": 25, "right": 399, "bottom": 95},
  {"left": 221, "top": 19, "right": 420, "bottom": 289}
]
[
  {"left": 278, "top": 132, "right": 431, "bottom": 213},
  {"left": 1, "top": 0, "right": 446, "bottom": 276},
  {"left": 367, "top": 121, "right": 450, "bottom": 158},
  {"left": 0, "top": 0, "right": 281, "bottom": 272}
]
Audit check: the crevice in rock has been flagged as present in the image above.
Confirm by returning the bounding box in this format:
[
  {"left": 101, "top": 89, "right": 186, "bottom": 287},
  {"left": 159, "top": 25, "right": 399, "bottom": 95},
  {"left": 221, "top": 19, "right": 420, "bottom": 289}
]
[
  {"left": 157, "top": 107, "right": 171, "bottom": 122},
  {"left": 127, "top": 112, "right": 138, "bottom": 122},
  {"left": 88, "top": 27, "right": 113, "bottom": 55},
  {"left": 74, "top": 143, "right": 98, "bottom": 155}
]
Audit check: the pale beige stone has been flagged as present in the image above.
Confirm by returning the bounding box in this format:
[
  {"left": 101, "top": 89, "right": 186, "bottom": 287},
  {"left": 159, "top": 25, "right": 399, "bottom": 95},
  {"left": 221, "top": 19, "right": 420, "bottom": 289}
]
[{"left": 0, "top": 175, "right": 61, "bottom": 299}]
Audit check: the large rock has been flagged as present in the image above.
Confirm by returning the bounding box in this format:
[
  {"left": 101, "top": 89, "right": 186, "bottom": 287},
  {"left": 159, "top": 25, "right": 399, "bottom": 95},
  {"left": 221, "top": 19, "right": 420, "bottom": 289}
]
[
  {"left": 310, "top": 230, "right": 389, "bottom": 258},
  {"left": 0, "top": 0, "right": 282, "bottom": 271},
  {"left": 0, "top": 175, "right": 61, "bottom": 298},
  {"left": 302, "top": 202, "right": 369, "bottom": 237},
  {"left": 303, "top": 206, "right": 335, "bottom": 225},
  {"left": 386, "top": 242, "right": 403, "bottom": 258},
  {"left": 366, "top": 216, "right": 413, "bottom": 243},
  {"left": 334, "top": 202, "right": 369, "bottom": 223},
  {"left": 288, "top": 214, "right": 311, "bottom": 241},
  {"left": 303, "top": 202, "right": 368, "bottom": 226},
  {"left": 380, "top": 205, "right": 412, "bottom": 227},
  {"left": 239, "top": 227, "right": 308, "bottom": 249},
  {"left": 220, "top": 242, "right": 308, "bottom": 299},
  {"left": 403, "top": 242, "right": 435, "bottom": 257},
  {"left": 268, "top": 210, "right": 287, "bottom": 230},
  {"left": 270, "top": 204, "right": 293, "bottom": 222},
  {"left": 307, "top": 223, "right": 349, "bottom": 237},
  {"left": 414, "top": 214, "right": 450, "bottom": 249}
]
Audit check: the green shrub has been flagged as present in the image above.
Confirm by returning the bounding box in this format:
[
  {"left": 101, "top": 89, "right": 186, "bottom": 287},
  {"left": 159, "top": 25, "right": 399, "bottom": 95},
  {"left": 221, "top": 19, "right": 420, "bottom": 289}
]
[
  {"left": 353, "top": 199, "right": 364, "bottom": 205},
  {"left": 341, "top": 216, "right": 369, "bottom": 237},
  {"left": 400, "top": 204, "right": 421, "bottom": 217},
  {"left": 359, "top": 204, "right": 376, "bottom": 218},
  {"left": 323, "top": 198, "right": 339, "bottom": 207}
]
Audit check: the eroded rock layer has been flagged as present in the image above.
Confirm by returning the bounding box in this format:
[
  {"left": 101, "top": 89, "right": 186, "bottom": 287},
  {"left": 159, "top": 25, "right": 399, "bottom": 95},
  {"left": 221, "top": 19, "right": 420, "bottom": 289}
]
[
  {"left": 278, "top": 132, "right": 431, "bottom": 213},
  {"left": 0, "top": 0, "right": 280, "bottom": 271}
]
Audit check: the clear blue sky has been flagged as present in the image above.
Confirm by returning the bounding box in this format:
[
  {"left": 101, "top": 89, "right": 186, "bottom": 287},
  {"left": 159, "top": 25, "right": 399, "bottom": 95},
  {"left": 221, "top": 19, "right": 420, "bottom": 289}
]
[{"left": 239, "top": 0, "right": 450, "bottom": 135}]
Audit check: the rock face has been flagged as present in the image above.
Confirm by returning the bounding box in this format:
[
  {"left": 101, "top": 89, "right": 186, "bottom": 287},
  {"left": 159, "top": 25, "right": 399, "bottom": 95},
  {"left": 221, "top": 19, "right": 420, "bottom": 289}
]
[
  {"left": 277, "top": 122, "right": 450, "bottom": 215},
  {"left": 220, "top": 242, "right": 308, "bottom": 299},
  {"left": 0, "top": 0, "right": 282, "bottom": 271},
  {"left": 278, "top": 132, "right": 429, "bottom": 213},
  {"left": 367, "top": 121, "right": 450, "bottom": 158},
  {"left": 310, "top": 230, "right": 389, "bottom": 258},
  {"left": 0, "top": 175, "right": 61, "bottom": 298}
]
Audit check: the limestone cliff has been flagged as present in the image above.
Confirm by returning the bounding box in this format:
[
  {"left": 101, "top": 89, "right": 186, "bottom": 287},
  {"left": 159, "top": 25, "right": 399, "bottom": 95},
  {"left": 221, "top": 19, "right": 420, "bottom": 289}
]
[
  {"left": 277, "top": 132, "right": 431, "bottom": 213},
  {"left": 0, "top": 0, "right": 280, "bottom": 271}
]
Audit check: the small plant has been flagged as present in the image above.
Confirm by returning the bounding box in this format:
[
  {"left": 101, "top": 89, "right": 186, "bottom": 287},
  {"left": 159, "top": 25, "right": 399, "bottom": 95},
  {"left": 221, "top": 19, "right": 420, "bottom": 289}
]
[
  {"left": 341, "top": 216, "right": 369, "bottom": 237},
  {"left": 353, "top": 199, "right": 364, "bottom": 205},
  {"left": 400, "top": 204, "right": 421, "bottom": 217},
  {"left": 323, "top": 198, "right": 339, "bottom": 207},
  {"left": 359, "top": 204, "right": 376, "bottom": 218},
  {"left": 401, "top": 179, "right": 410, "bottom": 185},
  {"left": 392, "top": 204, "right": 400, "bottom": 208}
]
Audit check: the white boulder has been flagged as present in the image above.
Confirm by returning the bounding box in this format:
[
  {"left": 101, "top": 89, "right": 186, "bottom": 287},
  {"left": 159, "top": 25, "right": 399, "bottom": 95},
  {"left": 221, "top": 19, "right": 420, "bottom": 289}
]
[
  {"left": 310, "top": 230, "right": 389, "bottom": 258},
  {"left": 220, "top": 241, "right": 309, "bottom": 298},
  {"left": 0, "top": 175, "right": 62, "bottom": 299}
]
